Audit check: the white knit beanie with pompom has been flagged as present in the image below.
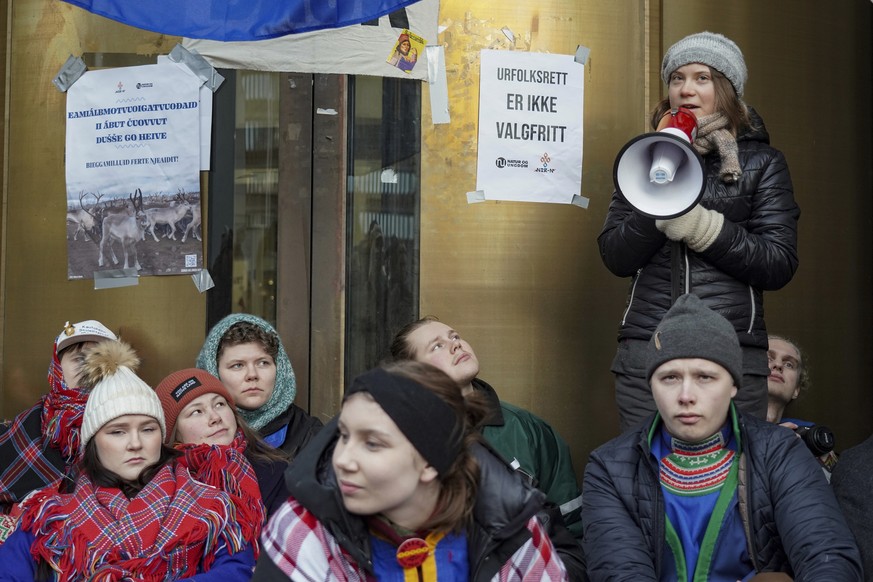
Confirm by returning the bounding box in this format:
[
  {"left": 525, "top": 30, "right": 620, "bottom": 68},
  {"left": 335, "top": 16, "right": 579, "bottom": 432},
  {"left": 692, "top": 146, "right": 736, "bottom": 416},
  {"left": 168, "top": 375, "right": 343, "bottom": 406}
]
[{"left": 79, "top": 340, "right": 166, "bottom": 448}]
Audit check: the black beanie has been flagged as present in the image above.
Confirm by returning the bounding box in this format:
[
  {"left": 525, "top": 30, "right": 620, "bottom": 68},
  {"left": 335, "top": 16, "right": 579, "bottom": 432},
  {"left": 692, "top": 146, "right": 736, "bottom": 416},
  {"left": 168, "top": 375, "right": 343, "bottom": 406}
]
[
  {"left": 345, "top": 367, "right": 462, "bottom": 476},
  {"left": 646, "top": 293, "right": 743, "bottom": 387}
]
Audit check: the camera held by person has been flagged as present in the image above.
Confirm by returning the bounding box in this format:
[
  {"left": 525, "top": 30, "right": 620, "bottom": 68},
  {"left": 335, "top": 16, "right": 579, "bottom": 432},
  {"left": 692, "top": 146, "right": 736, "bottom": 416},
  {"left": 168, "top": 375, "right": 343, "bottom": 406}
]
[
  {"left": 767, "top": 335, "right": 838, "bottom": 478},
  {"left": 794, "top": 424, "right": 835, "bottom": 457}
]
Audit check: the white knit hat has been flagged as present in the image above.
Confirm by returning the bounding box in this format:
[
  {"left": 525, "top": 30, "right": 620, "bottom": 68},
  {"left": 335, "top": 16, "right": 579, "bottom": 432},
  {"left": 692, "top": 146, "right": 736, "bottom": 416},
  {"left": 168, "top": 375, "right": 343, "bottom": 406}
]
[
  {"left": 661, "top": 31, "right": 747, "bottom": 97},
  {"left": 79, "top": 341, "right": 166, "bottom": 448}
]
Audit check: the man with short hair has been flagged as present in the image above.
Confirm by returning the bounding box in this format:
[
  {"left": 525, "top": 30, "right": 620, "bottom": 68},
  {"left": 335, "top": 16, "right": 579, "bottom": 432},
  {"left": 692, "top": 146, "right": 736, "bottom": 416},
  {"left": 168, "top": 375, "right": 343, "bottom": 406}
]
[
  {"left": 582, "top": 294, "right": 861, "bottom": 581},
  {"left": 766, "top": 335, "right": 837, "bottom": 477},
  {"left": 765, "top": 335, "right": 806, "bottom": 424}
]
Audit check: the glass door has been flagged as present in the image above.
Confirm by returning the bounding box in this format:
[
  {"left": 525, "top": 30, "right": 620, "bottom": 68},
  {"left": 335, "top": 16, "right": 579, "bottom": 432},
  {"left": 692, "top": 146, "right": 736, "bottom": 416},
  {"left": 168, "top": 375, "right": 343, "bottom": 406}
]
[{"left": 207, "top": 71, "right": 421, "bottom": 416}]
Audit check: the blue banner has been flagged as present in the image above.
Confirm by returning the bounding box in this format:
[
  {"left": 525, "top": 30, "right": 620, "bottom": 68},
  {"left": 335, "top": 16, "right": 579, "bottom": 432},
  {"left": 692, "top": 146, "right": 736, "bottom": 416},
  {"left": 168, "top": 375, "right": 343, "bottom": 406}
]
[{"left": 61, "top": 0, "right": 424, "bottom": 41}]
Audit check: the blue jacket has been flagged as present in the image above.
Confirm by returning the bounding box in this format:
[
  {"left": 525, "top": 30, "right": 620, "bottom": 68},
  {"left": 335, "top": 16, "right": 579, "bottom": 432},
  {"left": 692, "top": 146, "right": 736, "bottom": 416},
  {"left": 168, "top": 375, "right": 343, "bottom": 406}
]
[
  {"left": 581, "top": 411, "right": 862, "bottom": 581},
  {"left": 0, "top": 527, "right": 255, "bottom": 581}
]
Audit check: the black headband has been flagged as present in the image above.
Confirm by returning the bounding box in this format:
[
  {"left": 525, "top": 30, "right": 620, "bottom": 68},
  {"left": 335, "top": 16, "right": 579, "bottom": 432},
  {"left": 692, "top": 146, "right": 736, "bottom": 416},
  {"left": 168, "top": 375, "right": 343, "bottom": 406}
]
[{"left": 345, "top": 367, "right": 462, "bottom": 475}]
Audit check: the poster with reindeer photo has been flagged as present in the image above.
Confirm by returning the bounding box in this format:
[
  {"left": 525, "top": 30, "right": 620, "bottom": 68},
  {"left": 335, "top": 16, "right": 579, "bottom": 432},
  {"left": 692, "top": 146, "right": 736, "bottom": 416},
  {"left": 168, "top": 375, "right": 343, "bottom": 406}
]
[{"left": 65, "top": 62, "right": 203, "bottom": 279}]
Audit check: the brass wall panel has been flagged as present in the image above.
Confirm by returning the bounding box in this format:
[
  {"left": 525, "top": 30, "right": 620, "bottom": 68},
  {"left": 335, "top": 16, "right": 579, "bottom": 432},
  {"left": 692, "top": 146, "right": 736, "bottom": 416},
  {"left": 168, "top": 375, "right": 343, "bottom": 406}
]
[
  {"left": 421, "top": 0, "right": 872, "bottom": 476},
  {"left": 421, "top": 0, "right": 651, "bottom": 477},
  {"left": 1, "top": 1, "right": 201, "bottom": 416},
  {"left": 0, "top": 0, "right": 9, "bottom": 394}
]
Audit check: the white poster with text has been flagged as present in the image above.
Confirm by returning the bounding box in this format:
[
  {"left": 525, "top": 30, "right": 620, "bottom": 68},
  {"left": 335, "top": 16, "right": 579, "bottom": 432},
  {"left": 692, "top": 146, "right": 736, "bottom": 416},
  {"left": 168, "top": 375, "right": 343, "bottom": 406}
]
[
  {"left": 65, "top": 63, "right": 203, "bottom": 279},
  {"left": 476, "top": 50, "right": 584, "bottom": 204}
]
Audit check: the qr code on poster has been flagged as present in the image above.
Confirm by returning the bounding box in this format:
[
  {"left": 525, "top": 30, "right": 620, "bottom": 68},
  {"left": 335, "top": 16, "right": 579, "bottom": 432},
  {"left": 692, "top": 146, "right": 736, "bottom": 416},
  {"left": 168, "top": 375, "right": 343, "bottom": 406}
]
[{"left": 185, "top": 254, "right": 197, "bottom": 268}]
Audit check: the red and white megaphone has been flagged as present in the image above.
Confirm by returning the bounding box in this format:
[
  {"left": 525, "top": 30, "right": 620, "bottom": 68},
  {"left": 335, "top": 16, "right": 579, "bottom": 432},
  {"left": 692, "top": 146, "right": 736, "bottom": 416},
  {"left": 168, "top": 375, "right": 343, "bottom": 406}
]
[{"left": 613, "top": 107, "right": 705, "bottom": 219}]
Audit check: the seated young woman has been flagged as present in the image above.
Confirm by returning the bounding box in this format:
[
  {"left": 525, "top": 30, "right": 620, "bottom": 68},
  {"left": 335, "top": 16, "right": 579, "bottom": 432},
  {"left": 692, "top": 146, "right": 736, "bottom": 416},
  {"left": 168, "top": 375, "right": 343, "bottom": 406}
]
[
  {"left": 155, "top": 367, "right": 290, "bottom": 524},
  {"left": 196, "top": 314, "right": 322, "bottom": 459},
  {"left": 253, "top": 361, "right": 568, "bottom": 581},
  {"left": 0, "top": 341, "right": 255, "bottom": 581}
]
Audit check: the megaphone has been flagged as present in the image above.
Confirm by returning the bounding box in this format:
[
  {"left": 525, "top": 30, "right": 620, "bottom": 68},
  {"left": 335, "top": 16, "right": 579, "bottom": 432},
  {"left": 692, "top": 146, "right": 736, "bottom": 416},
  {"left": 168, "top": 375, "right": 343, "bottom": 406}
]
[{"left": 613, "top": 107, "right": 705, "bottom": 219}]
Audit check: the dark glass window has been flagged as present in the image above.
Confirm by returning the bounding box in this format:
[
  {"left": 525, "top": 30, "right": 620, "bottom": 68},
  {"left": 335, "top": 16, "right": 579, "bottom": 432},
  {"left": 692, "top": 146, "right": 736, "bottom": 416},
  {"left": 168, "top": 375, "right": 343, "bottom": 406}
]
[{"left": 345, "top": 76, "right": 421, "bottom": 379}]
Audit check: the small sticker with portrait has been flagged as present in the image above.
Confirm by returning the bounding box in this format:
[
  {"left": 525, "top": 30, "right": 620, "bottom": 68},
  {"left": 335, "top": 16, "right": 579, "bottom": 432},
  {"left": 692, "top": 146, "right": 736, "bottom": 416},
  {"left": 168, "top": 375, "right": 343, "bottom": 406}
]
[{"left": 386, "top": 29, "right": 426, "bottom": 73}]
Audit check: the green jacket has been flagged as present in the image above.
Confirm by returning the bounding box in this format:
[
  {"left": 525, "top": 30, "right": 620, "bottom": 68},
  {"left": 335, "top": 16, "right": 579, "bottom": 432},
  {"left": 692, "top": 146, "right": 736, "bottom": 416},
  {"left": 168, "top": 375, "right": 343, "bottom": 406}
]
[{"left": 475, "top": 378, "right": 583, "bottom": 539}]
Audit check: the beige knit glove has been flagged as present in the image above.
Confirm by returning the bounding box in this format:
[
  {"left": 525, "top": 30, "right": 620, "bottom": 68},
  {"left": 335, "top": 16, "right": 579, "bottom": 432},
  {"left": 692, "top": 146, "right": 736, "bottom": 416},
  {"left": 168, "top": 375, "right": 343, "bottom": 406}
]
[{"left": 655, "top": 204, "right": 725, "bottom": 252}]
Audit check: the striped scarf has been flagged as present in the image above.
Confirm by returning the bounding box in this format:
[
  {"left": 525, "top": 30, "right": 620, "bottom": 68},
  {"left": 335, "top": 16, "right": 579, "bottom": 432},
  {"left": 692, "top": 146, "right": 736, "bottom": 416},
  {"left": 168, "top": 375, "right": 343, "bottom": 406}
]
[
  {"left": 41, "top": 351, "right": 89, "bottom": 461},
  {"left": 174, "top": 430, "right": 266, "bottom": 554},
  {"left": 693, "top": 112, "right": 742, "bottom": 183},
  {"left": 20, "top": 462, "right": 245, "bottom": 581}
]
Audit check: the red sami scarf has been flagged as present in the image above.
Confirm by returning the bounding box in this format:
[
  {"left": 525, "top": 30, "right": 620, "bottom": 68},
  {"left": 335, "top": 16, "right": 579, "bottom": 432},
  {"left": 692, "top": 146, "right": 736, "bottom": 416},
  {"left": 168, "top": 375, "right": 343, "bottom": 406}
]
[
  {"left": 41, "top": 350, "right": 89, "bottom": 462},
  {"left": 20, "top": 462, "right": 245, "bottom": 581},
  {"left": 174, "top": 430, "right": 266, "bottom": 554}
]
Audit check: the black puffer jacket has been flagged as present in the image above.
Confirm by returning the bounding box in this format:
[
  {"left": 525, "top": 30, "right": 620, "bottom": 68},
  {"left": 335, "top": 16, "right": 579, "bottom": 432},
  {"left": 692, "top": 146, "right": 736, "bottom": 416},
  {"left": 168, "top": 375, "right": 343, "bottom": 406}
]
[
  {"left": 581, "top": 411, "right": 863, "bottom": 581},
  {"left": 260, "top": 417, "right": 550, "bottom": 581},
  {"left": 598, "top": 110, "right": 800, "bottom": 349}
]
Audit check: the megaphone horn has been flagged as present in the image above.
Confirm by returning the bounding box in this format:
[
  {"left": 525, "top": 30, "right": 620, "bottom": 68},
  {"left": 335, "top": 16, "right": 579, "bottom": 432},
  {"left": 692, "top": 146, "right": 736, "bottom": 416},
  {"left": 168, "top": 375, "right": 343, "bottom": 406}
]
[{"left": 613, "top": 107, "right": 705, "bottom": 219}]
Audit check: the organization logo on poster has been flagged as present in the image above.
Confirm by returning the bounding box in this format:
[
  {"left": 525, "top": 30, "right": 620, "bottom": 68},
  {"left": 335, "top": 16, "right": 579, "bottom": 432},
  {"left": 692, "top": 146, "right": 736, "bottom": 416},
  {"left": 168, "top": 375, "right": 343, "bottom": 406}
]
[
  {"left": 494, "top": 157, "right": 528, "bottom": 169},
  {"left": 535, "top": 152, "right": 556, "bottom": 174}
]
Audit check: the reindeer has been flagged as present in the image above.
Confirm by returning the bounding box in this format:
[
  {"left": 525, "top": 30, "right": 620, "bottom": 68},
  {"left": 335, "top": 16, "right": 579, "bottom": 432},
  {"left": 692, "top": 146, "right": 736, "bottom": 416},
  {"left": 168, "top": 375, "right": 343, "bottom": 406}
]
[
  {"left": 65, "top": 191, "right": 103, "bottom": 242},
  {"left": 181, "top": 201, "right": 201, "bottom": 242},
  {"left": 98, "top": 189, "right": 149, "bottom": 270},
  {"left": 143, "top": 190, "right": 192, "bottom": 242}
]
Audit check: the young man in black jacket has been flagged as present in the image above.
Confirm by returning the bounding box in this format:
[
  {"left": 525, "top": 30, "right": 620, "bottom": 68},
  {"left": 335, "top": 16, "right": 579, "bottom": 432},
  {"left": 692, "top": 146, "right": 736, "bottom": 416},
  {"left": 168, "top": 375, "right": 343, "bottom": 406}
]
[{"left": 582, "top": 294, "right": 861, "bottom": 581}]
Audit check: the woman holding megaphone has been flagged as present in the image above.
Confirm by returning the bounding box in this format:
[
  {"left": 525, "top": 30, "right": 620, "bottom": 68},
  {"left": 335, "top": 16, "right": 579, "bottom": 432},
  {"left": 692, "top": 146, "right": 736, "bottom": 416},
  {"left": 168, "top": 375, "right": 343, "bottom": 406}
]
[{"left": 599, "top": 31, "right": 800, "bottom": 431}]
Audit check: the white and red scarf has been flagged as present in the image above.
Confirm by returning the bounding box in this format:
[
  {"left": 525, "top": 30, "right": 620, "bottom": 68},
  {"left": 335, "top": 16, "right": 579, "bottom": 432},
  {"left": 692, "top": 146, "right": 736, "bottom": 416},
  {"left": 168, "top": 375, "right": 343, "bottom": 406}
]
[
  {"left": 174, "top": 430, "right": 266, "bottom": 554},
  {"left": 41, "top": 350, "right": 89, "bottom": 462}
]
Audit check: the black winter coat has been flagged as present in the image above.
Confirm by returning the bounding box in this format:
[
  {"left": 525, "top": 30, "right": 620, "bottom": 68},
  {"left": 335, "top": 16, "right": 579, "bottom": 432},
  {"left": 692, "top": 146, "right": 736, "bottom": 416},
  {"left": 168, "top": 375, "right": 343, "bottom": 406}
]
[
  {"left": 260, "top": 401, "right": 323, "bottom": 460},
  {"left": 598, "top": 110, "right": 799, "bottom": 350},
  {"left": 250, "top": 457, "right": 290, "bottom": 516},
  {"left": 581, "top": 411, "right": 863, "bottom": 581},
  {"left": 254, "top": 417, "right": 550, "bottom": 582}
]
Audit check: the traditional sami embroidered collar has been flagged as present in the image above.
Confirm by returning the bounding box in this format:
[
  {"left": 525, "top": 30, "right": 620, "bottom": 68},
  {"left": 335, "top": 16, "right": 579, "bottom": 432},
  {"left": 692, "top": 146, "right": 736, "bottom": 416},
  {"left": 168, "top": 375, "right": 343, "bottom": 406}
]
[
  {"left": 660, "top": 427, "right": 735, "bottom": 496},
  {"left": 367, "top": 515, "right": 435, "bottom": 568}
]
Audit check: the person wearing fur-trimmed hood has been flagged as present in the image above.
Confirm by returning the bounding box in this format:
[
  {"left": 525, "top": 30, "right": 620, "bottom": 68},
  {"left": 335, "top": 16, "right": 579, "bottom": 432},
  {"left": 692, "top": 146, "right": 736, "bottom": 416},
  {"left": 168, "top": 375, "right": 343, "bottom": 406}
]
[
  {"left": 196, "top": 313, "right": 322, "bottom": 459},
  {"left": 0, "top": 340, "right": 255, "bottom": 581}
]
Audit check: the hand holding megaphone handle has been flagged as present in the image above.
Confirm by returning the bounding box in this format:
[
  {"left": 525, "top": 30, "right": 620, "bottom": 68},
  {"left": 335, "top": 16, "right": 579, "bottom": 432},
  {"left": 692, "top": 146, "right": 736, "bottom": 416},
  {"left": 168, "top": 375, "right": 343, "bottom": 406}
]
[{"left": 655, "top": 204, "right": 725, "bottom": 252}]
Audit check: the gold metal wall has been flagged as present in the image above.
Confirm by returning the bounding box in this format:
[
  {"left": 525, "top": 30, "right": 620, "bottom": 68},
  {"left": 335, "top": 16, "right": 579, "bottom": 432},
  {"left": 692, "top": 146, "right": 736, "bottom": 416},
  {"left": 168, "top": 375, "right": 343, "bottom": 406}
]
[
  {"left": 1, "top": 1, "right": 200, "bottom": 414},
  {"left": 420, "top": 0, "right": 872, "bottom": 476}
]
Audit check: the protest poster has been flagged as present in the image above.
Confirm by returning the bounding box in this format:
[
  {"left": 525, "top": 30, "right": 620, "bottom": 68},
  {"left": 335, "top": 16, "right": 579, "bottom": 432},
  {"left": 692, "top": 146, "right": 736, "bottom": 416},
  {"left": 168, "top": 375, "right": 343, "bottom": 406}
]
[
  {"left": 65, "top": 63, "right": 203, "bottom": 279},
  {"left": 475, "top": 49, "right": 584, "bottom": 204}
]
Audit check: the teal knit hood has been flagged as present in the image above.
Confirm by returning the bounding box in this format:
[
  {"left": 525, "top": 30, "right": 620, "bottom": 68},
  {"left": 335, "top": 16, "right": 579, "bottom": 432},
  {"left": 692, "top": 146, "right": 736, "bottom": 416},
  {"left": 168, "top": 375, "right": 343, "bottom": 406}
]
[{"left": 196, "top": 313, "right": 297, "bottom": 431}]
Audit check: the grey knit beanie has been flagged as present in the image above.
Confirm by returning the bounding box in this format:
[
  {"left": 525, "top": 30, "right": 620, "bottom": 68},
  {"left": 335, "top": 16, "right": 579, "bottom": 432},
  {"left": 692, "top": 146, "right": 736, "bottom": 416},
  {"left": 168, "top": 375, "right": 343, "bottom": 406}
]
[
  {"left": 661, "top": 31, "right": 747, "bottom": 97},
  {"left": 646, "top": 293, "right": 742, "bottom": 387}
]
